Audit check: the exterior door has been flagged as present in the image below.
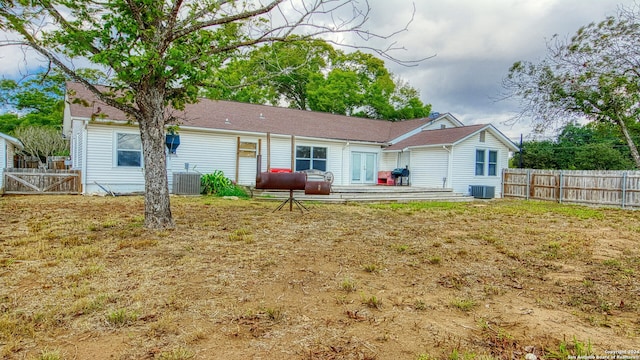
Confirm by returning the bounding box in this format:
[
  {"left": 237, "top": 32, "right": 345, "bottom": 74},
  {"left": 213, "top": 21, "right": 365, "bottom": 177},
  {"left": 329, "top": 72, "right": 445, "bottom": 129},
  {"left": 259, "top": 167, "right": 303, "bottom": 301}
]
[{"left": 351, "top": 152, "right": 376, "bottom": 184}]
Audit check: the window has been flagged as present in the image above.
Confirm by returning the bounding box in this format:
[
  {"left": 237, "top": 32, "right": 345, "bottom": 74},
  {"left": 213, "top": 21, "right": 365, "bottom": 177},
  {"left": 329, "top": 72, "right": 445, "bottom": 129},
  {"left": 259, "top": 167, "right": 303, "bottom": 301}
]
[
  {"left": 116, "top": 133, "right": 142, "bottom": 167},
  {"left": 238, "top": 141, "right": 257, "bottom": 158},
  {"left": 296, "top": 146, "right": 327, "bottom": 171},
  {"left": 488, "top": 150, "right": 497, "bottom": 176},
  {"left": 479, "top": 130, "right": 486, "bottom": 143},
  {"left": 440, "top": 124, "right": 446, "bottom": 129},
  {"left": 475, "top": 149, "right": 498, "bottom": 176},
  {"left": 475, "top": 149, "right": 485, "bottom": 176}
]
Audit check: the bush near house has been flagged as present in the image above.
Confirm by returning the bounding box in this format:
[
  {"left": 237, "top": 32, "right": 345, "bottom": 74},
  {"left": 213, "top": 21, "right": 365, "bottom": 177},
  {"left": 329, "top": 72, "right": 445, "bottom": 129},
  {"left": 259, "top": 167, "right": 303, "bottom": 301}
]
[{"left": 200, "top": 170, "right": 249, "bottom": 198}]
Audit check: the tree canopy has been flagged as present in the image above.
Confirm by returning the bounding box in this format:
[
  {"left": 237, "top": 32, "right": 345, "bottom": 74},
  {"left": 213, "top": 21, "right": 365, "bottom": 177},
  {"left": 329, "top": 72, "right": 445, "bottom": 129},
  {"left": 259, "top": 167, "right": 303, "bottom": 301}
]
[
  {"left": 503, "top": 4, "right": 640, "bottom": 168},
  {"left": 205, "top": 39, "right": 431, "bottom": 120},
  {"left": 511, "top": 123, "right": 637, "bottom": 170},
  {"left": 0, "top": 71, "right": 67, "bottom": 134},
  {"left": 0, "top": 0, "right": 416, "bottom": 229}
]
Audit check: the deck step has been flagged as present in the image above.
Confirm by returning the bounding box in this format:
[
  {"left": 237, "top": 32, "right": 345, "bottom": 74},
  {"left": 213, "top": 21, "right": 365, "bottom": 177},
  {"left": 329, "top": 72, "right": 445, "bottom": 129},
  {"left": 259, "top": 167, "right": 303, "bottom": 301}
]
[{"left": 253, "top": 186, "right": 473, "bottom": 203}]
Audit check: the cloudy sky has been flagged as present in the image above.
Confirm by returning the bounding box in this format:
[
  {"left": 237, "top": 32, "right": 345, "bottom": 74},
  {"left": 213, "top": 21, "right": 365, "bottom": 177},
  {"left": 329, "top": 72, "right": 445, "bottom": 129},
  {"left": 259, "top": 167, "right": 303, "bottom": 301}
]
[
  {"left": 0, "top": 0, "right": 636, "bottom": 140},
  {"left": 356, "top": 0, "right": 637, "bottom": 140}
]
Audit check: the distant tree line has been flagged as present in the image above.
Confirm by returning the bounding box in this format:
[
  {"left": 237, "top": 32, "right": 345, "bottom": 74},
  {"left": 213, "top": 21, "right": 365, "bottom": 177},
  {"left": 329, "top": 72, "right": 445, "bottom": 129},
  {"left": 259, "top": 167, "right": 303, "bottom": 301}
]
[
  {"left": 503, "top": 4, "right": 640, "bottom": 168},
  {"left": 511, "top": 123, "right": 639, "bottom": 170},
  {"left": 204, "top": 38, "right": 431, "bottom": 121},
  {"left": 0, "top": 72, "right": 66, "bottom": 135}
]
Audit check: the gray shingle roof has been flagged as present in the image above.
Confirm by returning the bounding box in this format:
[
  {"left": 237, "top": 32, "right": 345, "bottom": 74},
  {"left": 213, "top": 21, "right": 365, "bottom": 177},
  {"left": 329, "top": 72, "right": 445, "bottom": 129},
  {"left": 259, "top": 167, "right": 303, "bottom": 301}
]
[
  {"left": 66, "top": 82, "right": 434, "bottom": 144},
  {"left": 385, "top": 124, "right": 488, "bottom": 151}
]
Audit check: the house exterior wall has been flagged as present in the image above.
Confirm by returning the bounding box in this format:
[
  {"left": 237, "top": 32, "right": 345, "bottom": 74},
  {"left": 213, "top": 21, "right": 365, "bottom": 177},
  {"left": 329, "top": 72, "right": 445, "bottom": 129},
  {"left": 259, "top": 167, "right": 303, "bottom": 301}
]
[
  {"left": 450, "top": 130, "right": 508, "bottom": 197},
  {"left": 83, "top": 124, "right": 145, "bottom": 193},
  {"left": 422, "top": 117, "right": 459, "bottom": 130},
  {"left": 166, "top": 130, "right": 238, "bottom": 186},
  {"left": 346, "top": 143, "right": 384, "bottom": 185},
  {"left": 379, "top": 152, "right": 397, "bottom": 172},
  {"left": 294, "top": 138, "right": 348, "bottom": 184},
  {"left": 62, "top": 97, "right": 73, "bottom": 138},
  {"left": 389, "top": 115, "right": 461, "bottom": 144},
  {"left": 408, "top": 147, "right": 450, "bottom": 189},
  {"left": 1, "top": 138, "right": 7, "bottom": 189},
  {"left": 70, "top": 111, "right": 514, "bottom": 195},
  {"left": 78, "top": 123, "right": 363, "bottom": 193},
  {"left": 70, "top": 119, "right": 85, "bottom": 171}
]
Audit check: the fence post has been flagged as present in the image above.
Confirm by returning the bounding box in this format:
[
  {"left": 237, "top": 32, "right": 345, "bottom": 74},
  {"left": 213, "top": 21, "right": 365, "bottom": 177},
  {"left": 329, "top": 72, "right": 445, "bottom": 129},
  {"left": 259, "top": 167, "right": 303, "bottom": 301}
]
[
  {"left": 622, "top": 171, "right": 627, "bottom": 209},
  {"left": 501, "top": 168, "right": 505, "bottom": 198},
  {"left": 558, "top": 171, "right": 564, "bottom": 204},
  {"left": 526, "top": 169, "right": 531, "bottom": 200}
]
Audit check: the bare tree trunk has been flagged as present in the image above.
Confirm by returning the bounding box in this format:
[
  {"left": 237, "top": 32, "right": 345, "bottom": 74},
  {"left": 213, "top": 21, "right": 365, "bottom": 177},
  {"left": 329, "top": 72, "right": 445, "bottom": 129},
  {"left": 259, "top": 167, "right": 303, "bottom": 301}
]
[
  {"left": 617, "top": 118, "right": 640, "bottom": 168},
  {"left": 137, "top": 87, "right": 174, "bottom": 229}
]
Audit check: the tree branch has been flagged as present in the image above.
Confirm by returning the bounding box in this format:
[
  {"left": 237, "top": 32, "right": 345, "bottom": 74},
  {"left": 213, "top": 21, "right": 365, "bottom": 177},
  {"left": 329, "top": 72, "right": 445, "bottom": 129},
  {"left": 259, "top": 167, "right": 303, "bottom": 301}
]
[{"left": 171, "top": 0, "right": 284, "bottom": 42}]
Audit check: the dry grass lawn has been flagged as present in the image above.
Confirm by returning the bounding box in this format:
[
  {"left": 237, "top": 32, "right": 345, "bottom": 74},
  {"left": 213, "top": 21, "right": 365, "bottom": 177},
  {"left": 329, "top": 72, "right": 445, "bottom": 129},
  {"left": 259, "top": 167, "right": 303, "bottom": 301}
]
[{"left": 1, "top": 195, "right": 639, "bottom": 360}]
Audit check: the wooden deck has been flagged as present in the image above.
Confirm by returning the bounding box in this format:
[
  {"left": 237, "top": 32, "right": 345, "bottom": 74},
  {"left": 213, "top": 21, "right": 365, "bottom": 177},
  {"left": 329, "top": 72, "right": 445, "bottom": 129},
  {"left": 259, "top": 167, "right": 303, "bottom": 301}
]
[{"left": 253, "top": 185, "right": 473, "bottom": 203}]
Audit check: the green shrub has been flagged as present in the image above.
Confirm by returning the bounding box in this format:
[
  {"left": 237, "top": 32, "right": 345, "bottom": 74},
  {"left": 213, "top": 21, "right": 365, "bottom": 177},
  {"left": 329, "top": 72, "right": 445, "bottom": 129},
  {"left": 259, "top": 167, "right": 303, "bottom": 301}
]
[
  {"left": 201, "top": 170, "right": 233, "bottom": 195},
  {"left": 216, "top": 185, "right": 249, "bottom": 198}
]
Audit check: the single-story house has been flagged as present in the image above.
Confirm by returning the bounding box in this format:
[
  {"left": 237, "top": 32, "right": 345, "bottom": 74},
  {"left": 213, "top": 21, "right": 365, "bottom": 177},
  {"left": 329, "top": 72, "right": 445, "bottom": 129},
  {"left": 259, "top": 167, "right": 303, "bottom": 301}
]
[
  {"left": 0, "top": 132, "right": 23, "bottom": 190},
  {"left": 63, "top": 82, "right": 519, "bottom": 196}
]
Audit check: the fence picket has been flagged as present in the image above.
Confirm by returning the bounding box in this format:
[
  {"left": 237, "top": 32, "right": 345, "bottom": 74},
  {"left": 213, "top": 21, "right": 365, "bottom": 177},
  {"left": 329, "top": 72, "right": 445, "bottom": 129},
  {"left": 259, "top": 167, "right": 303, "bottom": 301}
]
[
  {"left": 2, "top": 169, "right": 82, "bottom": 194},
  {"left": 503, "top": 169, "right": 640, "bottom": 208}
]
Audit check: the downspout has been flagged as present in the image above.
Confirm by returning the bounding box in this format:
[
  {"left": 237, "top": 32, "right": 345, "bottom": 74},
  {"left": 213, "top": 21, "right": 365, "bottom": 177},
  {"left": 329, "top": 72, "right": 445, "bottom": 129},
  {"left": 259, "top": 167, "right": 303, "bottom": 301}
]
[
  {"left": 342, "top": 141, "right": 350, "bottom": 186},
  {"left": 82, "top": 121, "right": 88, "bottom": 194},
  {"left": 1, "top": 142, "right": 6, "bottom": 170},
  {"left": 442, "top": 145, "right": 453, "bottom": 189}
]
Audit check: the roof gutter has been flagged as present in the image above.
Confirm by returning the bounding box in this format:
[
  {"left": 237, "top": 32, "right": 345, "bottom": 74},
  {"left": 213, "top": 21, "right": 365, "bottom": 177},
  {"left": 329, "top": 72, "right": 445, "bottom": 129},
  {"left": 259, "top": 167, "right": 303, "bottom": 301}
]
[
  {"left": 81, "top": 118, "right": 388, "bottom": 147},
  {"left": 0, "top": 133, "right": 24, "bottom": 150}
]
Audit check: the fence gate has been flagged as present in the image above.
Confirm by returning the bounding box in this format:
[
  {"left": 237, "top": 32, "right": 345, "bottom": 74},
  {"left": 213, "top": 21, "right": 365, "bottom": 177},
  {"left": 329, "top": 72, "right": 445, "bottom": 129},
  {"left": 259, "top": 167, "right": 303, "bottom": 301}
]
[{"left": 2, "top": 169, "right": 82, "bottom": 194}]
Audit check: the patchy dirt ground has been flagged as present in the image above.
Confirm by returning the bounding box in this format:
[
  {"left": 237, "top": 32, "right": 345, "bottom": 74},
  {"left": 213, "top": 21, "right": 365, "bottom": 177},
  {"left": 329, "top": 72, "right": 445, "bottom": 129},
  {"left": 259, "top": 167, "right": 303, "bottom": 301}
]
[{"left": 0, "top": 195, "right": 639, "bottom": 360}]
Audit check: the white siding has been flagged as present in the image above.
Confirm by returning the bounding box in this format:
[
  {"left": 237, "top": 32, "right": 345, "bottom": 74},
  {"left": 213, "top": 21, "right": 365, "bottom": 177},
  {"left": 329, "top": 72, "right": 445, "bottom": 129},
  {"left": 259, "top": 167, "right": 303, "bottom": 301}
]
[
  {"left": 409, "top": 148, "right": 449, "bottom": 188},
  {"left": 71, "top": 120, "right": 85, "bottom": 171},
  {"left": 390, "top": 115, "right": 463, "bottom": 144},
  {"left": 166, "top": 130, "right": 238, "bottom": 189},
  {"left": 379, "top": 152, "right": 397, "bottom": 172},
  {"left": 62, "top": 97, "right": 73, "bottom": 137},
  {"left": 450, "top": 131, "right": 506, "bottom": 197},
  {"left": 84, "top": 124, "right": 146, "bottom": 194},
  {"left": 0, "top": 139, "right": 6, "bottom": 189},
  {"left": 398, "top": 151, "right": 410, "bottom": 169},
  {"left": 295, "top": 139, "right": 348, "bottom": 184},
  {"left": 79, "top": 122, "right": 512, "bottom": 195},
  {"left": 82, "top": 124, "right": 364, "bottom": 192},
  {"left": 421, "top": 117, "right": 459, "bottom": 131},
  {"left": 267, "top": 135, "right": 295, "bottom": 171}
]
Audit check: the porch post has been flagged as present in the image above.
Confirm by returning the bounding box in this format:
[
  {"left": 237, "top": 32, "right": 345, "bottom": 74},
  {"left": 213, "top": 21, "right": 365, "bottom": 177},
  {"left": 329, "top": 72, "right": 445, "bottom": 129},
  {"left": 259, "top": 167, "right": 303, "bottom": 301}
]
[{"left": 291, "top": 135, "right": 295, "bottom": 171}]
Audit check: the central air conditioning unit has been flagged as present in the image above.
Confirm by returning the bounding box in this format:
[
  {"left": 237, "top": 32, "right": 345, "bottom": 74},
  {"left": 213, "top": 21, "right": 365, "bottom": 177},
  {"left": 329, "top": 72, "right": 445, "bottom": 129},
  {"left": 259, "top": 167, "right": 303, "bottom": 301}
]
[
  {"left": 173, "top": 172, "right": 201, "bottom": 195},
  {"left": 469, "top": 185, "right": 495, "bottom": 199}
]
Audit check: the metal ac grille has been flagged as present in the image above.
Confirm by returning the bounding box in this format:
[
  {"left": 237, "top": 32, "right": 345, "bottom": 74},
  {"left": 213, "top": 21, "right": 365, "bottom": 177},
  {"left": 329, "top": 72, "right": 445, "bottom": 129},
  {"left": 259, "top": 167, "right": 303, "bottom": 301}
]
[
  {"left": 469, "top": 185, "right": 495, "bottom": 199},
  {"left": 173, "top": 173, "right": 201, "bottom": 195}
]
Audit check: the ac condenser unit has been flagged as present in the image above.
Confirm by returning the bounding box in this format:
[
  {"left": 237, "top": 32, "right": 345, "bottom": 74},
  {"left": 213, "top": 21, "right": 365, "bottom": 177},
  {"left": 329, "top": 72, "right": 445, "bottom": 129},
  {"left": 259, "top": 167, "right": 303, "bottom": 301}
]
[
  {"left": 468, "top": 185, "right": 495, "bottom": 199},
  {"left": 173, "top": 173, "right": 201, "bottom": 195}
]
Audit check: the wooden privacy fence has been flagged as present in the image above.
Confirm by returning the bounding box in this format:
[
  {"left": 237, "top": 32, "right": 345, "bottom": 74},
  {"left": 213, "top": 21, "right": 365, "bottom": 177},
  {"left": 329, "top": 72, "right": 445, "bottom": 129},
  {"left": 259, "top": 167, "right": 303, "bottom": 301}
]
[
  {"left": 2, "top": 169, "right": 82, "bottom": 194},
  {"left": 502, "top": 169, "right": 640, "bottom": 208}
]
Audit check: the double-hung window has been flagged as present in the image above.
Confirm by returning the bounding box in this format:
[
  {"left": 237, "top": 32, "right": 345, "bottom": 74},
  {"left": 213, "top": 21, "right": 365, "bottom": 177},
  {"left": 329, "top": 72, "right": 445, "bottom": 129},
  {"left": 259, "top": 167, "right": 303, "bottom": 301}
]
[
  {"left": 116, "top": 133, "right": 142, "bottom": 167},
  {"left": 475, "top": 149, "right": 485, "bottom": 176},
  {"left": 475, "top": 149, "right": 498, "bottom": 176},
  {"left": 295, "top": 146, "right": 327, "bottom": 171},
  {"left": 488, "top": 150, "right": 497, "bottom": 176}
]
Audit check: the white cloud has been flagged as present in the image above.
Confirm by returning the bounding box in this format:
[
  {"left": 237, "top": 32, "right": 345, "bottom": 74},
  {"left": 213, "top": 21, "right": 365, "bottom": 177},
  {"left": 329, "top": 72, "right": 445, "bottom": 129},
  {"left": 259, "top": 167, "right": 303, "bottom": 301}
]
[{"left": 1, "top": 0, "right": 635, "bottom": 138}]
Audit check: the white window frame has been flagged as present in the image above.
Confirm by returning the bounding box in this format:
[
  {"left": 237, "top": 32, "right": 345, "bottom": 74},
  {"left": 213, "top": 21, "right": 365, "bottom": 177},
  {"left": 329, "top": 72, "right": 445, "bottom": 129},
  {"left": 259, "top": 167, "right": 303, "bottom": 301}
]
[
  {"left": 475, "top": 149, "right": 485, "bottom": 176},
  {"left": 114, "top": 132, "right": 143, "bottom": 168},
  {"left": 488, "top": 150, "right": 498, "bottom": 176},
  {"left": 475, "top": 148, "right": 498, "bottom": 177},
  {"left": 295, "top": 145, "right": 327, "bottom": 171}
]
